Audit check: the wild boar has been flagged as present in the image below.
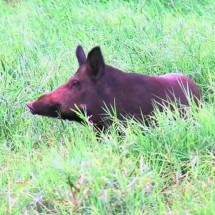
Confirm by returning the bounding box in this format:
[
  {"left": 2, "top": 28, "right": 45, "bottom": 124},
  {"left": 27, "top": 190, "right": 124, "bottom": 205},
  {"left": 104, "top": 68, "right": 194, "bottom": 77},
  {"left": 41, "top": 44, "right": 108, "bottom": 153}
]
[{"left": 26, "top": 45, "right": 201, "bottom": 129}]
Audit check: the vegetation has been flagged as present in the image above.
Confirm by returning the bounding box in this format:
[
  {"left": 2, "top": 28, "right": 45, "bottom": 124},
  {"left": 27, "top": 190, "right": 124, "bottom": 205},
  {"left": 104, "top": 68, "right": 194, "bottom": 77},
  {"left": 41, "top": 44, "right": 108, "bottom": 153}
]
[{"left": 0, "top": 0, "right": 214, "bottom": 214}]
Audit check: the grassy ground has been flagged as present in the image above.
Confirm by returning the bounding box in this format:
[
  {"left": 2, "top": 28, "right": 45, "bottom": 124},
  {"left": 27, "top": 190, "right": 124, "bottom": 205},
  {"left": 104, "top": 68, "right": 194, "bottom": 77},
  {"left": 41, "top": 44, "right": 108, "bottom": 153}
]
[{"left": 0, "top": 0, "right": 215, "bottom": 214}]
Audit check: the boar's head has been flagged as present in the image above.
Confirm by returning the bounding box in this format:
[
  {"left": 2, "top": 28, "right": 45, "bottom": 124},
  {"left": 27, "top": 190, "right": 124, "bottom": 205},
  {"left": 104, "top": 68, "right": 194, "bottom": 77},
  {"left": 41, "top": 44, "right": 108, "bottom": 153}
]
[{"left": 27, "top": 45, "right": 109, "bottom": 127}]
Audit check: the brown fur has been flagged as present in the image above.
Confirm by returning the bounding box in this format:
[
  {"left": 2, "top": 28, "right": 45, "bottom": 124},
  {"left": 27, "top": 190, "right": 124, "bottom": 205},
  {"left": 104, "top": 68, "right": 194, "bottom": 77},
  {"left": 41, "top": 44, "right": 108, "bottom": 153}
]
[{"left": 27, "top": 45, "right": 201, "bottom": 129}]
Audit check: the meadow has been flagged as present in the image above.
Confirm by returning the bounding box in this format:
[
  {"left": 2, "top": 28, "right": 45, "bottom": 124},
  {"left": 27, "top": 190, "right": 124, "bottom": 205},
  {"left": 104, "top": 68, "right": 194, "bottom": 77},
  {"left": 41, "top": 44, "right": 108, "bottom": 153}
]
[{"left": 0, "top": 0, "right": 215, "bottom": 214}]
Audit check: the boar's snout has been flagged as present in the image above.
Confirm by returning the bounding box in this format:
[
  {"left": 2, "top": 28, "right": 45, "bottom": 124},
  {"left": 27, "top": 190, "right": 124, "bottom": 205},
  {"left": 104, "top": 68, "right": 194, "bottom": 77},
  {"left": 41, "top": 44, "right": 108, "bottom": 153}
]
[
  {"left": 26, "top": 98, "right": 62, "bottom": 118},
  {"left": 26, "top": 101, "right": 36, "bottom": 114}
]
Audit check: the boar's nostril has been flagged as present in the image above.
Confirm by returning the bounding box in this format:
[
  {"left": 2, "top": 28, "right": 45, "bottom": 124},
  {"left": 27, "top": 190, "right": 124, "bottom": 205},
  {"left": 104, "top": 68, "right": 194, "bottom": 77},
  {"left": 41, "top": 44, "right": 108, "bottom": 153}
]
[{"left": 26, "top": 102, "right": 35, "bottom": 114}]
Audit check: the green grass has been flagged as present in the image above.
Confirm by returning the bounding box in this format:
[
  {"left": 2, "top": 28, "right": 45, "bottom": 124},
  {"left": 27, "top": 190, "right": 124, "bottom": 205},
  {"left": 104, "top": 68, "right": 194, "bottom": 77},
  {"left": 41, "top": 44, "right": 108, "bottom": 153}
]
[{"left": 0, "top": 0, "right": 215, "bottom": 214}]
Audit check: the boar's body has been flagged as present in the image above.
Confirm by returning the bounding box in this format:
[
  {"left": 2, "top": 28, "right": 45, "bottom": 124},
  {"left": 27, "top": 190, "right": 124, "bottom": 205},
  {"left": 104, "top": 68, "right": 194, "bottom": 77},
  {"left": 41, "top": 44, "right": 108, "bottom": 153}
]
[{"left": 27, "top": 45, "right": 200, "bottom": 129}]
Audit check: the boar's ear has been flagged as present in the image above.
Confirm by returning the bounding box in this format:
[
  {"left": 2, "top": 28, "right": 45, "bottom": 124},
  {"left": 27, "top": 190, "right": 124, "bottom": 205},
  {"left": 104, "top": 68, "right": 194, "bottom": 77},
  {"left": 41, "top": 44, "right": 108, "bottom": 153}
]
[
  {"left": 87, "top": 46, "right": 105, "bottom": 79},
  {"left": 76, "top": 45, "right": 86, "bottom": 66}
]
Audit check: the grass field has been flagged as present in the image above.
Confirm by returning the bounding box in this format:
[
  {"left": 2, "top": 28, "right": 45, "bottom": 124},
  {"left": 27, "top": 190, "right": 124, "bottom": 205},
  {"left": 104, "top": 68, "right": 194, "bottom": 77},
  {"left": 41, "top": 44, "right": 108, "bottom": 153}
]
[{"left": 0, "top": 0, "right": 215, "bottom": 214}]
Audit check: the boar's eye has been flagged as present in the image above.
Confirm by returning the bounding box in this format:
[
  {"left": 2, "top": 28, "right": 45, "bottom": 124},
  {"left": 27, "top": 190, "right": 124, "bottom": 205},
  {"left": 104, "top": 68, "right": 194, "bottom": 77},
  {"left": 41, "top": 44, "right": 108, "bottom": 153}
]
[{"left": 68, "top": 80, "right": 80, "bottom": 88}]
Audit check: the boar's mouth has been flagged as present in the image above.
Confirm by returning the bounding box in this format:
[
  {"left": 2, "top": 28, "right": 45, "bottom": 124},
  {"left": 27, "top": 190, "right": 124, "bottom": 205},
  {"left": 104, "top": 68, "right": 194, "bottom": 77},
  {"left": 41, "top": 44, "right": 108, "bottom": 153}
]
[
  {"left": 26, "top": 101, "right": 61, "bottom": 118},
  {"left": 26, "top": 101, "right": 85, "bottom": 122}
]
